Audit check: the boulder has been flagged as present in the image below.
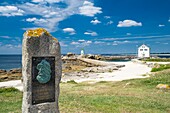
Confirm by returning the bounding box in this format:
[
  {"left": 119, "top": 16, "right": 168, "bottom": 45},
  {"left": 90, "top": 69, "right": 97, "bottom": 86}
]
[{"left": 87, "top": 54, "right": 95, "bottom": 59}]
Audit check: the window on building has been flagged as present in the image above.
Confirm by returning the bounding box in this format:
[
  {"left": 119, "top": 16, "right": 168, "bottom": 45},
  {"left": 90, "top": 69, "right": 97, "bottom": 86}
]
[
  {"left": 144, "top": 49, "right": 147, "bottom": 51},
  {"left": 140, "top": 49, "right": 143, "bottom": 51}
]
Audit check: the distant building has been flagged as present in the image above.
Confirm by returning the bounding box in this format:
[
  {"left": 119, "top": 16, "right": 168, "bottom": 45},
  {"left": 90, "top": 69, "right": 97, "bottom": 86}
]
[
  {"left": 81, "top": 49, "right": 84, "bottom": 55},
  {"left": 138, "top": 44, "right": 150, "bottom": 58}
]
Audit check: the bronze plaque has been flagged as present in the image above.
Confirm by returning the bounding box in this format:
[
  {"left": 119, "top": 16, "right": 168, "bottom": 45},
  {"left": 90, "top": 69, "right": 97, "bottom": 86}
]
[{"left": 32, "top": 57, "right": 55, "bottom": 105}]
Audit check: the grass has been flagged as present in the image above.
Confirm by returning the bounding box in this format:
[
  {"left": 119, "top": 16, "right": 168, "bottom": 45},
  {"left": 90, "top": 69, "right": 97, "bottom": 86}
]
[
  {"left": 1, "top": 70, "right": 170, "bottom": 113},
  {"left": 143, "top": 58, "right": 170, "bottom": 62},
  {"left": 0, "top": 87, "right": 22, "bottom": 113},
  {"left": 151, "top": 64, "right": 170, "bottom": 72}
]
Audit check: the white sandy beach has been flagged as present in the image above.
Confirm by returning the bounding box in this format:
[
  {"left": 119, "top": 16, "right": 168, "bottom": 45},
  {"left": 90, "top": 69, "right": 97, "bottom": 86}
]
[
  {"left": 0, "top": 60, "right": 152, "bottom": 91},
  {"left": 62, "top": 61, "right": 151, "bottom": 83}
]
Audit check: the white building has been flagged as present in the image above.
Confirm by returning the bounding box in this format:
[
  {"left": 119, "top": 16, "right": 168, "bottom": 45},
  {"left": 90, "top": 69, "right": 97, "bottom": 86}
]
[{"left": 138, "top": 44, "right": 150, "bottom": 58}]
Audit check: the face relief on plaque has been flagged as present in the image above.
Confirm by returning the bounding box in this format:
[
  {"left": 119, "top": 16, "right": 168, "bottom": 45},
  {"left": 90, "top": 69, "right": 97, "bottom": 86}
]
[{"left": 36, "top": 60, "right": 51, "bottom": 83}]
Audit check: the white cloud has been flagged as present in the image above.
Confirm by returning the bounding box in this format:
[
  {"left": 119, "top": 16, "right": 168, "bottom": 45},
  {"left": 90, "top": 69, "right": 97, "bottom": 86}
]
[
  {"left": 60, "top": 42, "right": 68, "bottom": 47},
  {"left": 71, "top": 41, "right": 80, "bottom": 45},
  {"left": 0, "top": 6, "right": 24, "bottom": 16},
  {"left": 2, "top": 0, "right": 101, "bottom": 32},
  {"left": 32, "top": 0, "right": 43, "bottom": 3},
  {"left": 32, "top": 0, "right": 63, "bottom": 3},
  {"left": 18, "top": 1, "right": 85, "bottom": 32},
  {"left": 22, "top": 27, "right": 39, "bottom": 31},
  {"left": 90, "top": 19, "right": 101, "bottom": 25},
  {"left": 15, "top": 44, "right": 22, "bottom": 48},
  {"left": 106, "top": 20, "right": 113, "bottom": 25},
  {"left": 86, "top": 41, "right": 92, "bottom": 44},
  {"left": 26, "top": 17, "right": 37, "bottom": 22},
  {"left": 0, "top": 36, "right": 11, "bottom": 39},
  {"left": 112, "top": 40, "right": 133, "bottom": 45},
  {"left": 158, "top": 24, "right": 165, "bottom": 27},
  {"left": 112, "top": 43, "right": 118, "bottom": 46},
  {"left": 79, "top": 1, "right": 102, "bottom": 17},
  {"left": 12, "top": 0, "right": 102, "bottom": 32},
  {"left": 4, "top": 44, "right": 13, "bottom": 48},
  {"left": 126, "top": 33, "right": 131, "bottom": 36},
  {"left": 63, "top": 28, "right": 76, "bottom": 35},
  {"left": 71, "top": 40, "right": 92, "bottom": 47},
  {"left": 117, "top": 20, "right": 142, "bottom": 27},
  {"left": 2, "top": 44, "right": 22, "bottom": 49},
  {"left": 100, "top": 35, "right": 170, "bottom": 41},
  {"left": 168, "top": 18, "right": 170, "bottom": 22},
  {"left": 84, "top": 31, "right": 98, "bottom": 36},
  {"left": 163, "top": 43, "right": 168, "bottom": 45},
  {"left": 107, "top": 43, "right": 111, "bottom": 45},
  {"left": 94, "top": 41, "right": 105, "bottom": 44},
  {"left": 104, "top": 16, "right": 111, "bottom": 19},
  {"left": 26, "top": 17, "right": 48, "bottom": 26},
  {"left": 78, "top": 39, "right": 86, "bottom": 42}
]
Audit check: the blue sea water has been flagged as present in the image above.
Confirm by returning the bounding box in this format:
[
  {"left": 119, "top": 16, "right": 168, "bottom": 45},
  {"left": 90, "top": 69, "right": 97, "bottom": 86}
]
[
  {"left": 0, "top": 54, "right": 170, "bottom": 70},
  {"left": 0, "top": 55, "right": 22, "bottom": 70}
]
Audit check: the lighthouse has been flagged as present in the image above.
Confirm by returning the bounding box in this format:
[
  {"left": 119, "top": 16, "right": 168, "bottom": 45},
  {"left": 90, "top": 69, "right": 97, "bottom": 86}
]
[{"left": 81, "top": 49, "right": 85, "bottom": 56}]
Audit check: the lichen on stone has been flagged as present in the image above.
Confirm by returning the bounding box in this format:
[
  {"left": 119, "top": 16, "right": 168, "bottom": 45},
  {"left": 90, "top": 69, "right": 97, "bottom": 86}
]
[
  {"left": 25, "top": 28, "right": 51, "bottom": 37},
  {"left": 53, "top": 38, "right": 58, "bottom": 42},
  {"left": 156, "top": 84, "right": 170, "bottom": 89}
]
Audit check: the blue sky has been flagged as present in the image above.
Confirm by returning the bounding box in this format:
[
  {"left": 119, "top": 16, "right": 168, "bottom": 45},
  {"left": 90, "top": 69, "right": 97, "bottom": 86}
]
[{"left": 0, "top": 0, "right": 170, "bottom": 54}]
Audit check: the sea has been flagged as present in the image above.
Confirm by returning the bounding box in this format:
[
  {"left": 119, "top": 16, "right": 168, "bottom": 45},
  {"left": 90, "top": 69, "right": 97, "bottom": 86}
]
[
  {"left": 0, "top": 54, "right": 170, "bottom": 70},
  {"left": 0, "top": 55, "right": 22, "bottom": 70}
]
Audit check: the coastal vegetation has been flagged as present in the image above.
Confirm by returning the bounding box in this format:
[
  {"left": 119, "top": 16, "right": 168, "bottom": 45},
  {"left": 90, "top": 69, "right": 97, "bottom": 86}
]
[
  {"left": 0, "top": 69, "right": 170, "bottom": 113},
  {"left": 151, "top": 64, "right": 170, "bottom": 72},
  {"left": 143, "top": 58, "right": 170, "bottom": 62}
]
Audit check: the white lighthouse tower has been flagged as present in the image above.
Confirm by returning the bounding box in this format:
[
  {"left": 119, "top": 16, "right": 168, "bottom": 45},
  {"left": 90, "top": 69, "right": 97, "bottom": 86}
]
[{"left": 81, "top": 49, "right": 85, "bottom": 56}]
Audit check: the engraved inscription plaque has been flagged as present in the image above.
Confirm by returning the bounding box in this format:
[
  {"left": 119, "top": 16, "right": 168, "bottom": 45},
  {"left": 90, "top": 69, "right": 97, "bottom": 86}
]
[{"left": 32, "top": 57, "right": 55, "bottom": 105}]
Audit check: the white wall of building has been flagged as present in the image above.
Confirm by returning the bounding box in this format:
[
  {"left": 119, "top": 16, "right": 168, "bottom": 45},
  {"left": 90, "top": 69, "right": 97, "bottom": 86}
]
[{"left": 138, "top": 44, "right": 150, "bottom": 58}]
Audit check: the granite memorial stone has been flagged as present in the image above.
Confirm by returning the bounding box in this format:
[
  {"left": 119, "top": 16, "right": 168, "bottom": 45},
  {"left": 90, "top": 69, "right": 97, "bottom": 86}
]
[{"left": 22, "top": 28, "right": 62, "bottom": 113}]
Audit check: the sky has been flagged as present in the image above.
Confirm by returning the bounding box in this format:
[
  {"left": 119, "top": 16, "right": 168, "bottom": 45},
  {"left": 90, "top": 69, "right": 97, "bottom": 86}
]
[{"left": 0, "top": 0, "right": 170, "bottom": 54}]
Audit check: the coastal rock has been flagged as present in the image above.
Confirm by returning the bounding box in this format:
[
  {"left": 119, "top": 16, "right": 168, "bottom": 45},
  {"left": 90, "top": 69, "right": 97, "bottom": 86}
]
[
  {"left": 84, "top": 54, "right": 135, "bottom": 61},
  {"left": 8, "top": 68, "right": 21, "bottom": 74},
  {"left": 0, "top": 69, "right": 7, "bottom": 74},
  {"left": 86, "top": 54, "right": 95, "bottom": 59},
  {"left": 95, "top": 55, "right": 102, "bottom": 60},
  {"left": 66, "top": 52, "right": 75, "bottom": 57}
]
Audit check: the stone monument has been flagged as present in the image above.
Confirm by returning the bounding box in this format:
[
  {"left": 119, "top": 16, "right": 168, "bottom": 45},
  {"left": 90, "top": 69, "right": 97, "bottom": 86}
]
[{"left": 22, "top": 28, "right": 62, "bottom": 113}]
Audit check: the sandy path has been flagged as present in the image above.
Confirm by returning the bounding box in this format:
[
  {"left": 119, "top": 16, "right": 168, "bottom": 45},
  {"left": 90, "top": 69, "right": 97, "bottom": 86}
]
[
  {"left": 0, "top": 61, "right": 152, "bottom": 91},
  {"left": 0, "top": 80, "right": 22, "bottom": 91}
]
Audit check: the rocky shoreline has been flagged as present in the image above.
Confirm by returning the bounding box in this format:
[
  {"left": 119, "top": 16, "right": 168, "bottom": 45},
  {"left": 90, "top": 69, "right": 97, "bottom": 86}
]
[
  {"left": 63, "top": 53, "right": 135, "bottom": 61},
  {"left": 0, "top": 68, "right": 22, "bottom": 81},
  {"left": 0, "top": 54, "right": 126, "bottom": 82},
  {"left": 0, "top": 55, "right": 153, "bottom": 87}
]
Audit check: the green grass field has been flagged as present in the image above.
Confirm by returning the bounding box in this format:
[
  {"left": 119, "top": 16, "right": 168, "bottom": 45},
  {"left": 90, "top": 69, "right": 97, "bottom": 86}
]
[{"left": 0, "top": 70, "right": 170, "bottom": 113}]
